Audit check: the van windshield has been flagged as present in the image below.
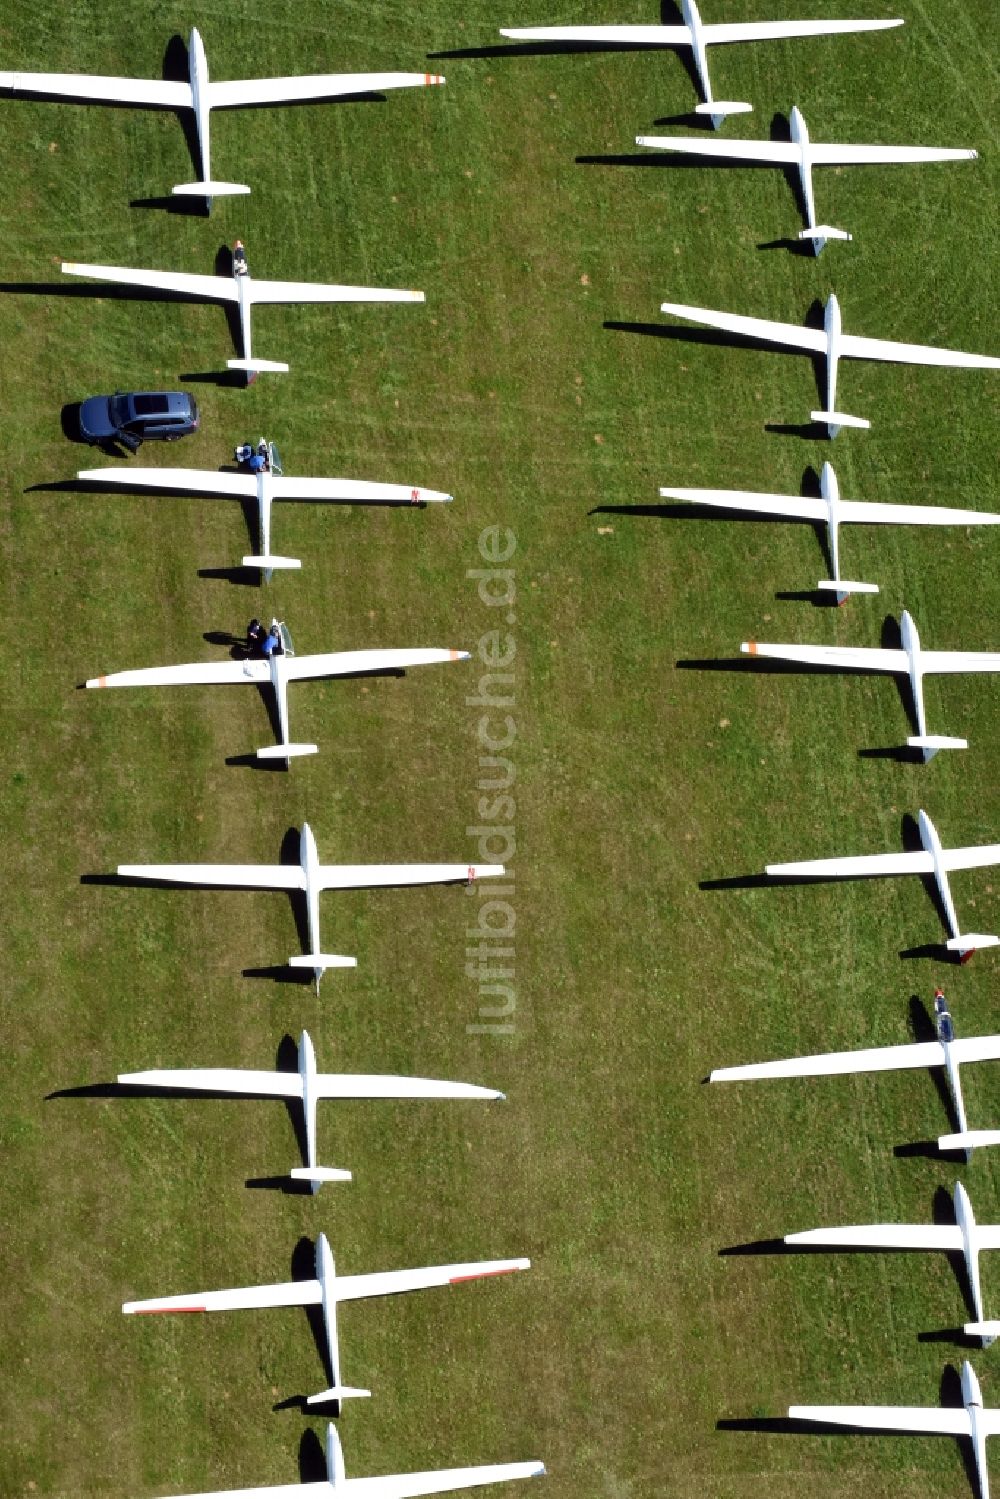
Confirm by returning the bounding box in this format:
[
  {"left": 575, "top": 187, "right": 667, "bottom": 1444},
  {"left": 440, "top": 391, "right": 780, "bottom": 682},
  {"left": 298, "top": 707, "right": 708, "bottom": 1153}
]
[{"left": 109, "top": 394, "right": 130, "bottom": 427}]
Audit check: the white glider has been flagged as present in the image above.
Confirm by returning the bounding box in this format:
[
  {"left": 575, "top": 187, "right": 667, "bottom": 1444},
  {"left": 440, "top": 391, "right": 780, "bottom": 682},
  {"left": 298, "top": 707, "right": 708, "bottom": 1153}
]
[
  {"left": 124, "top": 1232, "right": 529, "bottom": 1407},
  {"left": 87, "top": 622, "right": 469, "bottom": 766},
  {"left": 116, "top": 822, "right": 504, "bottom": 990},
  {"left": 77, "top": 438, "right": 452, "bottom": 581},
  {"left": 786, "top": 1182, "right": 1000, "bottom": 1345},
  {"left": 118, "top": 1029, "right": 503, "bottom": 1193},
  {"left": 138, "top": 1420, "right": 543, "bottom": 1499},
  {"left": 742, "top": 609, "right": 1000, "bottom": 761},
  {"left": 501, "top": 0, "right": 900, "bottom": 129},
  {"left": 61, "top": 242, "right": 423, "bottom": 381},
  {"left": 637, "top": 105, "right": 976, "bottom": 252},
  {"left": 1, "top": 28, "right": 443, "bottom": 205},
  {"left": 659, "top": 292, "right": 1000, "bottom": 436},
  {"left": 765, "top": 809, "right": 1000, "bottom": 961},
  {"left": 710, "top": 989, "right": 1000, "bottom": 1160},
  {"left": 789, "top": 1361, "right": 996, "bottom": 1499},
  {"left": 660, "top": 460, "right": 1000, "bottom": 603}
]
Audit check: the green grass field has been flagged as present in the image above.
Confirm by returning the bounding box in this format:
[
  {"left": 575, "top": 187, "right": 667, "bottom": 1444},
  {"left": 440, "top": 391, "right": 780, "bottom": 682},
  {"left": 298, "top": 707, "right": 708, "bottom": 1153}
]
[{"left": 0, "top": 2, "right": 998, "bottom": 1496}]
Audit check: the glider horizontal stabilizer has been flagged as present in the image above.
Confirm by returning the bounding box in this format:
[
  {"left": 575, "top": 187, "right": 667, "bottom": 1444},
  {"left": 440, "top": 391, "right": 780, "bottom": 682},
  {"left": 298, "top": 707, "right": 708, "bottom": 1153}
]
[
  {"left": 811, "top": 408, "right": 871, "bottom": 430},
  {"left": 306, "top": 1383, "right": 371, "bottom": 1406},
  {"left": 799, "top": 226, "right": 852, "bottom": 243},
  {"left": 816, "top": 579, "right": 879, "bottom": 595},
  {"left": 289, "top": 1166, "right": 353, "bottom": 1185},
  {"left": 940, "top": 1131, "right": 1000, "bottom": 1151},
  {"left": 227, "top": 357, "right": 290, "bottom": 374},
  {"left": 256, "top": 744, "right": 319, "bottom": 761},
  {"left": 242, "top": 554, "right": 302, "bottom": 571},
  {"left": 908, "top": 735, "right": 968, "bottom": 753},
  {"left": 172, "top": 180, "right": 250, "bottom": 198},
  {"left": 287, "top": 953, "right": 358, "bottom": 970}
]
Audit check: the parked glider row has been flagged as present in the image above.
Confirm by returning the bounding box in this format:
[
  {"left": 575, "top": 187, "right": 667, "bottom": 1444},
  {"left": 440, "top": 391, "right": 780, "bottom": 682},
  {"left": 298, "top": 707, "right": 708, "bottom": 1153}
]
[
  {"left": 713, "top": 995, "right": 1000, "bottom": 1497},
  {"left": 6, "top": 29, "right": 543, "bottom": 1499},
  {"left": 505, "top": 6, "right": 997, "bottom": 432},
  {"left": 508, "top": 3, "right": 978, "bottom": 254},
  {"left": 2, "top": 33, "right": 438, "bottom": 379},
  {"left": 499, "top": 10, "right": 1000, "bottom": 1494}
]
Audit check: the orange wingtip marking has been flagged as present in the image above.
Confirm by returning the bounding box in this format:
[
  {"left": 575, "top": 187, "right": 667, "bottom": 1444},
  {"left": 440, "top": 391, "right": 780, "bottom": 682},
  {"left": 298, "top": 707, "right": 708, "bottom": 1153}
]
[
  {"left": 426, "top": 73, "right": 445, "bottom": 85},
  {"left": 98, "top": 675, "right": 108, "bottom": 687},
  {"left": 449, "top": 649, "right": 461, "bottom": 660},
  {"left": 747, "top": 642, "right": 757, "bottom": 657},
  {"left": 133, "top": 1306, "right": 207, "bottom": 1314},
  {"left": 449, "top": 1268, "right": 521, "bottom": 1284}
]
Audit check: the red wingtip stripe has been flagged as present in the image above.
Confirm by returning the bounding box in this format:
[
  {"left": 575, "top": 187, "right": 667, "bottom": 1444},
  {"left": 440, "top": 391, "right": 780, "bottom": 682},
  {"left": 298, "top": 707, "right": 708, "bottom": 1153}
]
[
  {"left": 133, "top": 1305, "right": 208, "bottom": 1314},
  {"left": 449, "top": 1267, "right": 522, "bottom": 1284}
]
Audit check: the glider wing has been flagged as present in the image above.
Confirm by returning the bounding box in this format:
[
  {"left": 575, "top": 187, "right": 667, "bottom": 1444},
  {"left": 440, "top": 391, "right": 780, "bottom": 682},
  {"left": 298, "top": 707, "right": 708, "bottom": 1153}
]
[
  {"left": 710, "top": 1039, "right": 946, "bottom": 1083},
  {"left": 62, "top": 263, "right": 236, "bottom": 301},
  {"left": 208, "top": 73, "right": 444, "bottom": 109},
  {"left": 335, "top": 1258, "right": 530, "bottom": 1303},
  {"left": 661, "top": 301, "right": 827, "bottom": 352},
  {"left": 4, "top": 70, "right": 190, "bottom": 107}
]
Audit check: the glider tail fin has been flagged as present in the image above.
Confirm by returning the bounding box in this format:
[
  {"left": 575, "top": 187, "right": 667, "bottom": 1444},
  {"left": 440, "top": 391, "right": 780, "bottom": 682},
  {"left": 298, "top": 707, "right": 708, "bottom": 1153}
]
[
  {"left": 289, "top": 1166, "right": 353, "bottom": 1191},
  {"left": 945, "top": 934, "right": 1000, "bottom": 962},
  {"left": 172, "top": 180, "right": 251, "bottom": 199},
  {"left": 288, "top": 953, "right": 358, "bottom": 995},
  {"left": 288, "top": 954, "right": 358, "bottom": 969},
  {"left": 256, "top": 744, "right": 319, "bottom": 762},
  {"left": 816, "top": 579, "right": 879, "bottom": 606},
  {"left": 907, "top": 734, "right": 968, "bottom": 762},
  {"left": 242, "top": 554, "right": 302, "bottom": 577},
  {"left": 305, "top": 1384, "right": 372, "bottom": 1409},
  {"left": 227, "top": 358, "right": 290, "bottom": 374},
  {"left": 694, "top": 100, "right": 752, "bottom": 128},
  {"left": 798, "top": 225, "right": 852, "bottom": 256},
  {"left": 939, "top": 1129, "right": 1000, "bottom": 1153},
  {"left": 810, "top": 409, "right": 872, "bottom": 438},
  {"left": 964, "top": 1321, "right": 1000, "bottom": 1345}
]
